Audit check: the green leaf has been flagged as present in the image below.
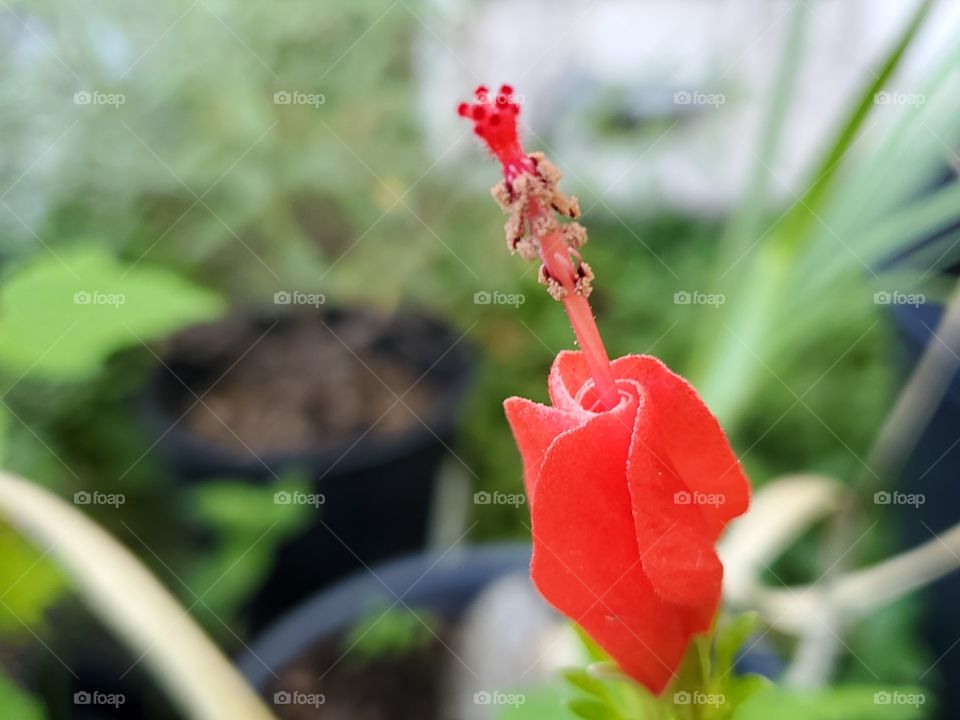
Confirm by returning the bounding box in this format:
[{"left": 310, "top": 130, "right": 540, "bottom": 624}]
[
  {"left": 672, "top": 634, "right": 713, "bottom": 701},
  {"left": 574, "top": 624, "right": 612, "bottom": 664},
  {"left": 0, "top": 525, "right": 65, "bottom": 635},
  {"left": 568, "top": 697, "right": 615, "bottom": 720},
  {"left": 0, "top": 405, "right": 8, "bottom": 467},
  {"left": 343, "top": 604, "right": 440, "bottom": 663},
  {"left": 494, "top": 687, "right": 580, "bottom": 720},
  {"left": 731, "top": 685, "right": 930, "bottom": 720},
  {"left": 714, "top": 613, "right": 759, "bottom": 677},
  {"left": 722, "top": 675, "right": 772, "bottom": 716},
  {"left": 717, "top": 0, "right": 810, "bottom": 267},
  {"left": 185, "top": 477, "right": 315, "bottom": 623},
  {"left": 0, "top": 248, "right": 225, "bottom": 379},
  {"left": 776, "top": 0, "right": 935, "bottom": 249},
  {"left": 562, "top": 668, "right": 611, "bottom": 701},
  {"left": 0, "top": 672, "right": 46, "bottom": 720},
  {"left": 190, "top": 477, "right": 315, "bottom": 533}
]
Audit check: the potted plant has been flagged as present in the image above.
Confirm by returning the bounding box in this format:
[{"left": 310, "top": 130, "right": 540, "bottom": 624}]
[{"left": 145, "top": 305, "right": 474, "bottom": 627}]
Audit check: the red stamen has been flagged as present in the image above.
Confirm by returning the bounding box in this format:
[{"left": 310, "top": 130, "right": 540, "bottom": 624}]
[{"left": 457, "top": 83, "right": 619, "bottom": 411}]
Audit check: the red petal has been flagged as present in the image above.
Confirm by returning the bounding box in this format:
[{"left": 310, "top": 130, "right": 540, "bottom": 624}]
[
  {"left": 529, "top": 401, "right": 690, "bottom": 692},
  {"left": 614, "top": 355, "right": 750, "bottom": 537},
  {"left": 504, "top": 396, "right": 581, "bottom": 502},
  {"left": 547, "top": 350, "right": 593, "bottom": 412}
]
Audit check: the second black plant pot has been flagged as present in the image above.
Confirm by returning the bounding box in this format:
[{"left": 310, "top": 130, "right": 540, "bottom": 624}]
[
  {"left": 890, "top": 300, "right": 960, "bottom": 719},
  {"left": 144, "top": 306, "right": 473, "bottom": 629},
  {"left": 238, "top": 544, "right": 532, "bottom": 720}
]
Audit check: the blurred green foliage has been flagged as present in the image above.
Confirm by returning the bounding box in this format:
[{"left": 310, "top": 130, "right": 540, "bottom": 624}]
[
  {"left": 0, "top": 672, "right": 45, "bottom": 720},
  {"left": 343, "top": 604, "right": 440, "bottom": 664},
  {"left": 183, "top": 475, "right": 316, "bottom": 631},
  {"left": 0, "top": 248, "right": 224, "bottom": 378},
  {"left": 0, "top": 528, "right": 63, "bottom": 635}
]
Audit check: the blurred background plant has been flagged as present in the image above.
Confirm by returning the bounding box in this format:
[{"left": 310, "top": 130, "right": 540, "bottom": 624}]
[{"left": 0, "top": 0, "right": 959, "bottom": 717}]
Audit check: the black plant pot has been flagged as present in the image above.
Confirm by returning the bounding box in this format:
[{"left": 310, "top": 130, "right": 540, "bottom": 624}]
[
  {"left": 239, "top": 544, "right": 530, "bottom": 718},
  {"left": 144, "top": 307, "right": 473, "bottom": 629},
  {"left": 890, "top": 300, "right": 960, "bottom": 718}
]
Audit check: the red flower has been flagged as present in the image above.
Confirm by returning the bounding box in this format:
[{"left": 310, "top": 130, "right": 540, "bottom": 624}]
[
  {"left": 505, "top": 351, "right": 750, "bottom": 693},
  {"left": 456, "top": 85, "right": 750, "bottom": 689}
]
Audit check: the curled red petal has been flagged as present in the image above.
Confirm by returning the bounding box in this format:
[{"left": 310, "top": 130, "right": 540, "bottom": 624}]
[
  {"left": 547, "top": 350, "right": 594, "bottom": 412},
  {"left": 614, "top": 355, "right": 750, "bottom": 538},
  {"left": 504, "top": 396, "right": 580, "bottom": 503}
]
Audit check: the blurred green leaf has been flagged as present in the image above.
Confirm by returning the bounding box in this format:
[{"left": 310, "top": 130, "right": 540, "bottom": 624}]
[
  {"left": 343, "top": 604, "right": 440, "bottom": 663},
  {"left": 574, "top": 624, "right": 612, "bottom": 664},
  {"left": 723, "top": 675, "right": 773, "bottom": 715},
  {"left": 0, "top": 405, "right": 9, "bottom": 467},
  {"left": 0, "top": 672, "right": 46, "bottom": 720},
  {"left": 185, "top": 477, "right": 313, "bottom": 625},
  {"left": 731, "top": 685, "right": 930, "bottom": 720},
  {"left": 714, "top": 613, "right": 759, "bottom": 678},
  {"left": 568, "top": 697, "right": 615, "bottom": 720},
  {"left": 562, "top": 668, "right": 610, "bottom": 702},
  {"left": 494, "top": 687, "right": 580, "bottom": 720},
  {"left": 0, "top": 525, "right": 65, "bottom": 635},
  {"left": 190, "top": 478, "right": 313, "bottom": 533},
  {"left": 718, "top": 0, "right": 810, "bottom": 266},
  {"left": 777, "top": 0, "right": 936, "bottom": 247},
  {"left": 0, "top": 248, "right": 225, "bottom": 379}
]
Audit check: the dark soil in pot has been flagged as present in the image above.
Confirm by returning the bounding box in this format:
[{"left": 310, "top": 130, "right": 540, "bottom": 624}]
[
  {"left": 239, "top": 545, "right": 531, "bottom": 720},
  {"left": 266, "top": 625, "right": 451, "bottom": 720},
  {"left": 167, "top": 313, "right": 435, "bottom": 457},
  {"left": 145, "top": 307, "right": 474, "bottom": 629}
]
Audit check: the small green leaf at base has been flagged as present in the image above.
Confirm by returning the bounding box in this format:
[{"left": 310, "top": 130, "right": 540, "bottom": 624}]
[{"left": 568, "top": 697, "right": 614, "bottom": 720}]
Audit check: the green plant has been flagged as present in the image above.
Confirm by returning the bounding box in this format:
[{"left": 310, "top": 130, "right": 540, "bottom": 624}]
[
  {"left": 343, "top": 604, "right": 441, "bottom": 664},
  {"left": 0, "top": 248, "right": 224, "bottom": 379}
]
